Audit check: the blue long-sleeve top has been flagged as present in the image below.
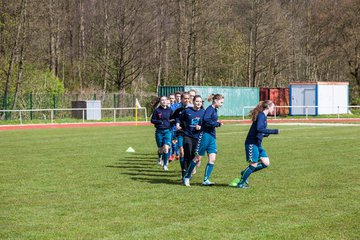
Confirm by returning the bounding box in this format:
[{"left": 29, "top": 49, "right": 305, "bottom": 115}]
[
  {"left": 151, "top": 106, "right": 172, "bottom": 130},
  {"left": 179, "top": 107, "right": 205, "bottom": 139},
  {"left": 170, "top": 102, "right": 182, "bottom": 112},
  {"left": 202, "top": 105, "right": 221, "bottom": 138},
  {"left": 245, "top": 112, "right": 278, "bottom": 146},
  {"left": 172, "top": 105, "right": 187, "bottom": 135},
  {"left": 170, "top": 103, "right": 181, "bottom": 130}
]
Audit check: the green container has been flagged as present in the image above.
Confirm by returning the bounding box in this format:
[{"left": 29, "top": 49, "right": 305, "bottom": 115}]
[
  {"left": 158, "top": 85, "right": 259, "bottom": 116},
  {"left": 158, "top": 86, "right": 185, "bottom": 97}
]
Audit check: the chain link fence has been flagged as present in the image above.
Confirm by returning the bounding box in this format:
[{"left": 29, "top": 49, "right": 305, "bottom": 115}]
[{"left": 0, "top": 92, "right": 157, "bottom": 121}]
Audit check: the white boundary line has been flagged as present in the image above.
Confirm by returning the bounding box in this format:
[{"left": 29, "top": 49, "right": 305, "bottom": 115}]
[{"left": 264, "top": 123, "right": 359, "bottom": 126}]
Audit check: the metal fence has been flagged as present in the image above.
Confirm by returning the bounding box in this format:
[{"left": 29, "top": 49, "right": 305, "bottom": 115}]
[
  {"left": 0, "top": 92, "right": 157, "bottom": 113},
  {"left": 242, "top": 105, "right": 360, "bottom": 120},
  {"left": 0, "top": 107, "right": 148, "bottom": 125}
]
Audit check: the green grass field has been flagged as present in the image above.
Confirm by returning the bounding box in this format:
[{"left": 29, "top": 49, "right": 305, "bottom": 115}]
[{"left": 1, "top": 124, "right": 359, "bottom": 239}]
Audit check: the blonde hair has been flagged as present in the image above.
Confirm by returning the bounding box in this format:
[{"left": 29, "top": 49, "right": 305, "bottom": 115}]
[
  {"left": 249, "top": 100, "right": 274, "bottom": 122},
  {"left": 207, "top": 94, "right": 224, "bottom": 102}
]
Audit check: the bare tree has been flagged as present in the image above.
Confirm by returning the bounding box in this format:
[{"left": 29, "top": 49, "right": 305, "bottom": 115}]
[
  {"left": 1, "top": 0, "right": 27, "bottom": 118},
  {"left": 11, "top": 0, "right": 28, "bottom": 110},
  {"left": 332, "top": 0, "right": 360, "bottom": 86}
]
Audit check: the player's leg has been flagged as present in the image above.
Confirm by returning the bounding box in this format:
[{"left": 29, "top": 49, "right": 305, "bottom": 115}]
[
  {"left": 252, "top": 146, "right": 269, "bottom": 172},
  {"left": 238, "top": 144, "right": 260, "bottom": 188},
  {"left": 202, "top": 153, "right": 216, "bottom": 186},
  {"left": 169, "top": 130, "right": 176, "bottom": 161},
  {"left": 189, "top": 137, "right": 198, "bottom": 175},
  {"left": 175, "top": 139, "right": 180, "bottom": 160},
  {"left": 177, "top": 135, "right": 185, "bottom": 170},
  {"left": 155, "top": 130, "right": 164, "bottom": 165},
  {"left": 182, "top": 136, "right": 193, "bottom": 179},
  {"left": 170, "top": 139, "right": 176, "bottom": 161},
  {"left": 203, "top": 134, "right": 217, "bottom": 186},
  {"left": 183, "top": 133, "right": 205, "bottom": 186},
  {"left": 162, "top": 129, "right": 172, "bottom": 171},
  {"left": 162, "top": 144, "right": 170, "bottom": 171}
]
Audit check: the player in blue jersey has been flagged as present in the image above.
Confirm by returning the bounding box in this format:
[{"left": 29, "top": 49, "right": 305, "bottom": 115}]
[
  {"left": 178, "top": 95, "right": 205, "bottom": 180},
  {"left": 237, "top": 100, "right": 279, "bottom": 188},
  {"left": 151, "top": 96, "right": 173, "bottom": 171},
  {"left": 188, "top": 89, "right": 197, "bottom": 107},
  {"left": 169, "top": 93, "right": 181, "bottom": 162},
  {"left": 183, "top": 94, "right": 224, "bottom": 187},
  {"left": 171, "top": 92, "right": 190, "bottom": 175},
  {"left": 175, "top": 91, "right": 182, "bottom": 104}
]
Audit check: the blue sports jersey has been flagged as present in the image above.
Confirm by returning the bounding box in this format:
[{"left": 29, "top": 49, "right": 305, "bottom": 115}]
[
  {"left": 172, "top": 105, "right": 188, "bottom": 136},
  {"left": 245, "top": 112, "right": 278, "bottom": 145},
  {"left": 151, "top": 106, "right": 172, "bottom": 130},
  {"left": 170, "top": 103, "right": 181, "bottom": 131},
  {"left": 202, "top": 105, "right": 221, "bottom": 138},
  {"left": 170, "top": 102, "right": 181, "bottom": 111},
  {"left": 179, "top": 107, "right": 205, "bottom": 139}
]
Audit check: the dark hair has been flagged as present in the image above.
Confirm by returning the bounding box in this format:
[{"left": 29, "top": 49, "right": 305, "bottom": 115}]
[
  {"left": 193, "top": 95, "right": 202, "bottom": 102},
  {"left": 181, "top": 92, "right": 190, "bottom": 99},
  {"left": 249, "top": 100, "right": 274, "bottom": 122},
  {"left": 151, "top": 96, "right": 167, "bottom": 109},
  {"left": 193, "top": 95, "right": 204, "bottom": 109},
  {"left": 207, "top": 93, "right": 224, "bottom": 102},
  {"left": 175, "top": 91, "right": 182, "bottom": 96},
  {"left": 151, "top": 96, "right": 160, "bottom": 109}
]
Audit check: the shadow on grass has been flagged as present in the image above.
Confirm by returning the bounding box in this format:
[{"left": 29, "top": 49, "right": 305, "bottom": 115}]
[
  {"left": 130, "top": 176, "right": 182, "bottom": 185},
  {"left": 129, "top": 176, "right": 230, "bottom": 187},
  {"left": 106, "top": 153, "right": 182, "bottom": 185},
  {"left": 124, "top": 156, "right": 156, "bottom": 161},
  {"left": 129, "top": 153, "right": 156, "bottom": 156},
  {"left": 125, "top": 153, "right": 157, "bottom": 158},
  {"left": 117, "top": 161, "right": 155, "bottom": 166}
]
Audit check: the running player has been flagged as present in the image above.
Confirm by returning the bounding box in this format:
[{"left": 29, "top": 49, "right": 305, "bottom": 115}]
[
  {"left": 237, "top": 100, "right": 279, "bottom": 188},
  {"left": 171, "top": 92, "right": 191, "bottom": 176},
  {"left": 178, "top": 95, "right": 205, "bottom": 180},
  {"left": 183, "top": 94, "right": 224, "bottom": 187},
  {"left": 151, "top": 96, "right": 173, "bottom": 171}
]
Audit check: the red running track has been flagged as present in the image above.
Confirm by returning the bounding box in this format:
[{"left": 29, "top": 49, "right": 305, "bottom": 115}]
[{"left": 0, "top": 118, "right": 359, "bottom": 131}]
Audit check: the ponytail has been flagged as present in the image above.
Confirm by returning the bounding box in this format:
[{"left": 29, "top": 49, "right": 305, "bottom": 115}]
[
  {"left": 207, "top": 93, "right": 224, "bottom": 102},
  {"left": 151, "top": 96, "right": 167, "bottom": 109},
  {"left": 249, "top": 100, "right": 274, "bottom": 121},
  {"left": 151, "top": 96, "right": 160, "bottom": 109}
]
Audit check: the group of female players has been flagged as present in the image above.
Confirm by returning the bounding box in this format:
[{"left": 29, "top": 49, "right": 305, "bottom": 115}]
[{"left": 151, "top": 91, "right": 279, "bottom": 188}]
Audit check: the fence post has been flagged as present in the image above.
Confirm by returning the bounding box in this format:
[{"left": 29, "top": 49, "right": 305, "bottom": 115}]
[
  {"left": 4, "top": 93, "right": 8, "bottom": 120},
  {"left": 133, "top": 95, "right": 136, "bottom": 119},
  {"left": 144, "top": 108, "right": 148, "bottom": 122},
  {"left": 30, "top": 92, "right": 33, "bottom": 120},
  {"left": 242, "top": 107, "right": 245, "bottom": 120},
  {"left": 53, "top": 94, "right": 56, "bottom": 114},
  {"left": 19, "top": 110, "right": 22, "bottom": 125},
  {"left": 337, "top": 106, "right": 340, "bottom": 119},
  {"left": 113, "top": 94, "right": 116, "bottom": 108},
  {"left": 93, "top": 93, "right": 96, "bottom": 100}
]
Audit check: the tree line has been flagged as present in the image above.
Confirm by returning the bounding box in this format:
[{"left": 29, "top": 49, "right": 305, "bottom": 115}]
[{"left": 1, "top": 0, "right": 359, "bottom": 110}]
